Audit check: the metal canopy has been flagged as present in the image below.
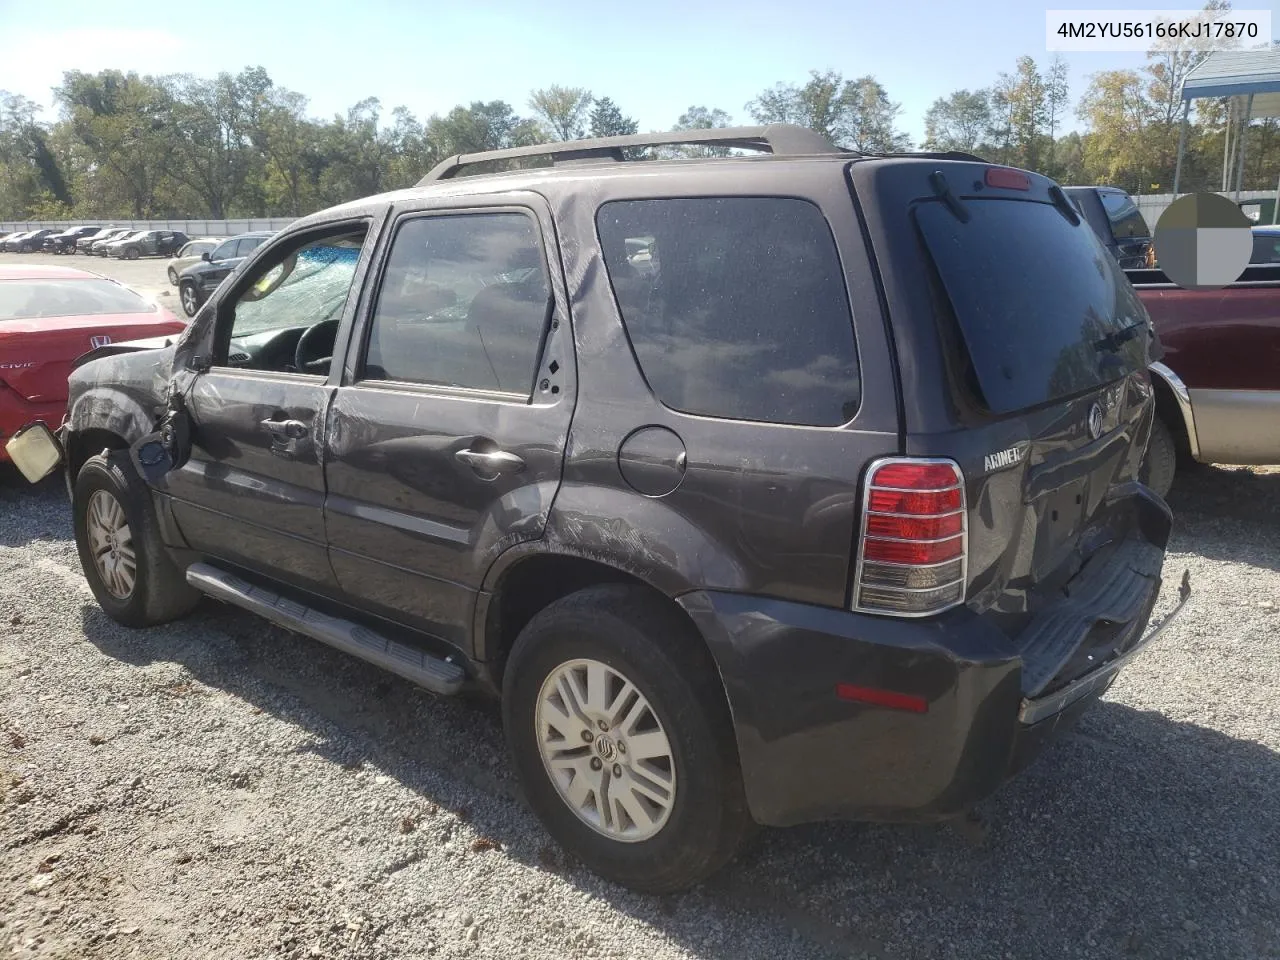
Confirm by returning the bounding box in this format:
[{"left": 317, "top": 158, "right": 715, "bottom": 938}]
[
  {"left": 1182, "top": 49, "right": 1280, "bottom": 103},
  {"left": 1173, "top": 48, "right": 1280, "bottom": 201}
]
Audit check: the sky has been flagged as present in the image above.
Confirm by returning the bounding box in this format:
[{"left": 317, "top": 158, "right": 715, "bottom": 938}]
[{"left": 1, "top": 0, "right": 1277, "bottom": 143}]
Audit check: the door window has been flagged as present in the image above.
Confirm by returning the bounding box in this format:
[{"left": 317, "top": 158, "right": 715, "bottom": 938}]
[
  {"left": 210, "top": 238, "right": 238, "bottom": 261},
  {"left": 362, "top": 212, "right": 552, "bottom": 396},
  {"left": 218, "top": 229, "right": 367, "bottom": 374}
]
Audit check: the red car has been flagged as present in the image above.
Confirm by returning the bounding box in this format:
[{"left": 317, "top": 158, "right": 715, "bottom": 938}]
[{"left": 0, "top": 265, "right": 187, "bottom": 461}]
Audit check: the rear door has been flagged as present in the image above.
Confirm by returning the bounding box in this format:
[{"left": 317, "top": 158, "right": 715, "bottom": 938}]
[{"left": 323, "top": 195, "right": 573, "bottom": 648}]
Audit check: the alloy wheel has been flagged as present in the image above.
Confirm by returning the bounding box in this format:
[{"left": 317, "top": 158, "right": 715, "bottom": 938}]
[
  {"left": 535, "top": 658, "right": 677, "bottom": 842},
  {"left": 85, "top": 489, "right": 136, "bottom": 600}
]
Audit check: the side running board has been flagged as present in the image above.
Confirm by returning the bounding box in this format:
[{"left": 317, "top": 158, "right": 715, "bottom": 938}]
[{"left": 185, "top": 562, "right": 466, "bottom": 696}]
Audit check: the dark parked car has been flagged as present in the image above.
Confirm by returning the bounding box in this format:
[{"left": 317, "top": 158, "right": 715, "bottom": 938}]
[
  {"left": 75, "top": 226, "right": 121, "bottom": 254},
  {"left": 83, "top": 228, "right": 131, "bottom": 255},
  {"left": 110, "top": 229, "right": 189, "bottom": 260},
  {"left": 176, "top": 231, "right": 272, "bottom": 316},
  {"left": 1063, "top": 186, "right": 1152, "bottom": 268},
  {"left": 4, "top": 229, "right": 56, "bottom": 253},
  {"left": 9, "top": 126, "right": 1186, "bottom": 893},
  {"left": 44, "top": 225, "right": 103, "bottom": 254},
  {"left": 0, "top": 230, "right": 31, "bottom": 251}
]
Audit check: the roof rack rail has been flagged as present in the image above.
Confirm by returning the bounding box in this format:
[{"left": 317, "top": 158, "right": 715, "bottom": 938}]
[{"left": 418, "top": 124, "right": 843, "bottom": 183}]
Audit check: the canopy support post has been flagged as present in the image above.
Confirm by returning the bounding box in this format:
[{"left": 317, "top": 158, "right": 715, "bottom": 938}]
[
  {"left": 1173, "top": 99, "right": 1191, "bottom": 197},
  {"left": 1234, "top": 94, "right": 1254, "bottom": 201}
]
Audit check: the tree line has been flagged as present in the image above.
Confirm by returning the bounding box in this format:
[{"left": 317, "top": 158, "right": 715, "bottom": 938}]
[{"left": 0, "top": 9, "right": 1272, "bottom": 221}]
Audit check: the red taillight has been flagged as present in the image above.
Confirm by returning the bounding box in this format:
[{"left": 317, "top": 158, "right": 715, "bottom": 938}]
[
  {"left": 868, "top": 487, "right": 962, "bottom": 514},
  {"left": 869, "top": 462, "right": 959, "bottom": 489},
  {"left": 865, "top": 512, "right": 963, "bottom": 540},
  {"left": 854, "top": 458, "right": 967, "bottom": 617},
  {"left": 985, "top": 167, "right": 1031, "bottom": 191}
]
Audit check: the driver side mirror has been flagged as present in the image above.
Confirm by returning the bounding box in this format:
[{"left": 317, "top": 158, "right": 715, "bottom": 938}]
[{"left": 201, "top": 251, "right": 212, "bottom": 262}]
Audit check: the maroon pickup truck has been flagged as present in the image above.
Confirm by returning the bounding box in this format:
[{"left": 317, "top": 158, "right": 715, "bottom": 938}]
[{"left": 1131, "top": 264, "right": 1280, "bottom": 496}]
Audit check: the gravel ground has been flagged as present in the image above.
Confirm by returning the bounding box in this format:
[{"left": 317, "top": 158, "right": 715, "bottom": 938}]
[{"left": 1, "top": 434, "right": 1278, "bottom": 954}]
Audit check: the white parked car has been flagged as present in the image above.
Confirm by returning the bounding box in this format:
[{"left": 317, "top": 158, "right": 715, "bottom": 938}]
[{"left": 166, "top": 238, "right": 219, "bottom": 285}]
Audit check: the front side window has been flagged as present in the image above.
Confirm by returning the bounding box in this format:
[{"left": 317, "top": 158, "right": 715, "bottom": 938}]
[
  {"left": 220, "top": 230, "right": 366, "bottom": 373},
  {"left": 597, "top": 197, "right": 860, "bottom": 426},
  {"left": 362, "top": 212, "right": 551, "bottom": 395},
  {"left": 211, "top": 239, "right": 238, "bottom": 261}
]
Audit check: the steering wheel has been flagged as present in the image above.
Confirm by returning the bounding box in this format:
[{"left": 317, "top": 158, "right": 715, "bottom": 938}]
[{"left": 294, "top": 319, "right": 340, "bottom": 375}]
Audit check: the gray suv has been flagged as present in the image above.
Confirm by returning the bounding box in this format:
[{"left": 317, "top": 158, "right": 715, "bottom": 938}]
[{"left": 13, "top": 125, "right": 1187, "bottom": 892}]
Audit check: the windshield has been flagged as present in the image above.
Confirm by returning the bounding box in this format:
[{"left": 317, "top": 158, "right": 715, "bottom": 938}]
[
  {"left": 916, "top": 197, "right": 1150, "bottom": 414},
  {"left": 0, "top": 279, "right": 158, "bottom": 321}
]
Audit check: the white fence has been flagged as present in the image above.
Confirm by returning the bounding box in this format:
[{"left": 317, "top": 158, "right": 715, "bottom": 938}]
[
  {"left": 0, "top": 218, "right": 297, "bottom": 238},
  {"left": 1133, "top": 190, "right": 1276, "bottom": 228}
]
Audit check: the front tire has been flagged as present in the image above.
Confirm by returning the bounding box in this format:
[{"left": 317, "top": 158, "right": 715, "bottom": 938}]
[
  {"left": 126, "top": 246, "right": 139, "bottom": 260},
  {"left": 503, "top": 584, "right": 752, "bottom": 893},
  {"left": 73, "top": 452, "right": 200, "bottom": 628},
  {"left": 1140, "top": 415, "right": 1177, "bottom": 499},
  {"left": 179, "top": 281, "right": 201, "bottom": 318}
]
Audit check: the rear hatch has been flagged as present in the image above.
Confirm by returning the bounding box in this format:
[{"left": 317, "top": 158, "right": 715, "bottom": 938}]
[{"left": 851, "top": 160, "right": 1163, "bottom": 694}]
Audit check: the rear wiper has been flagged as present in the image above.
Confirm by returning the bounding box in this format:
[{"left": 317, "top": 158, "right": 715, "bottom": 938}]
[{"left": 1094, "top": 320, "right": 1148, "bottom": 353}]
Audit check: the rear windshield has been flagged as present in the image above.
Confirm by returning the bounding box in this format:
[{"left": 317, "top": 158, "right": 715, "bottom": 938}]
[
  {"left": 916, "top": 198, "right": 1150, "bottom": 414},
  {"left": 1100, "top": 192, "right": 1150, "bottom": 239},
  {"left": 0, "top": 279, "right": 157, "bottom": 321},
  {"left": 597, "top": 197, "right": 860, "bottom": 426}
]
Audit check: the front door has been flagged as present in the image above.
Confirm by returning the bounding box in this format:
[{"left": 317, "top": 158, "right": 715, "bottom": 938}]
[
  {"left": 163, "top": 221, "right": 375, "bottom": 594},
  {"left": 324, "top": 199, "right": 574, "bottom": 647}
]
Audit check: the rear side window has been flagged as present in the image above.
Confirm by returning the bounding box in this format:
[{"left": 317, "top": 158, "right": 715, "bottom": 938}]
[
  {"left": 1100, "top": 191, "right": 1150, "bottom": 239},
  {"left": 597, "top": 197, "right": 860, "bottom": 426},
  {"left": 362, "top": 212, "right": 552, "bottom": 395},
  {"left": 916, "top": 198, "right": 1150, "bottom": 414}
]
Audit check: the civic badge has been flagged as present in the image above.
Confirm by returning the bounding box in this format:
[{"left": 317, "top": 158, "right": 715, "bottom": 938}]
[
  {"left": 90, "top": 335, "right": 113, "bottom": 349},
  {"left": 1087, "top": 402, "right": 1104, "bottom": 440}
]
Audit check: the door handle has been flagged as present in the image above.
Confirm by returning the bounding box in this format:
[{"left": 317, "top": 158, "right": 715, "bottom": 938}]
[
  {"left": 261, "top": 418, "right": 308, "bottom": 440},
  {"left": 455, "top": 447, "right": 525, "bottom": 477}
]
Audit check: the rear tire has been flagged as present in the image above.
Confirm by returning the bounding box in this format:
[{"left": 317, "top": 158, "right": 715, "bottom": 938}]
[
  {"left": 1141, "top": 415, "right": 1177, "bottom": 499},
  {"left": 73, "top": 452, "right": 200, "bottom": 628},
  {"left": 167, "top": 267, "right": 179, "bottom": 285},
  {"left": 503, "top": 584, "right": 752, "bottom": 893},
  {"left": 126, "top": 246, "right": 139, "bottom": 260}
]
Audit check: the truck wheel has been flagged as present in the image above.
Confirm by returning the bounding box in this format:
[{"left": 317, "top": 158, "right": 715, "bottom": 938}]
[
  {"left": 179, "top": 281, "right": 201, "bottom": 318},
  {"left": 73, "top": 451, "right": 200, "bottom": 628},
  {"left": 1141, "top": 416, "right": 1177, "bottom": 499},
  {"left": 503, "top": 584, "right": 752, "bottom": 893}
]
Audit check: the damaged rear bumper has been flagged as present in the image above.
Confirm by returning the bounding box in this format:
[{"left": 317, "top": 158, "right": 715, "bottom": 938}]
[{"left": 679, "top": 531, "right": 1188, "bottom": 828}]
